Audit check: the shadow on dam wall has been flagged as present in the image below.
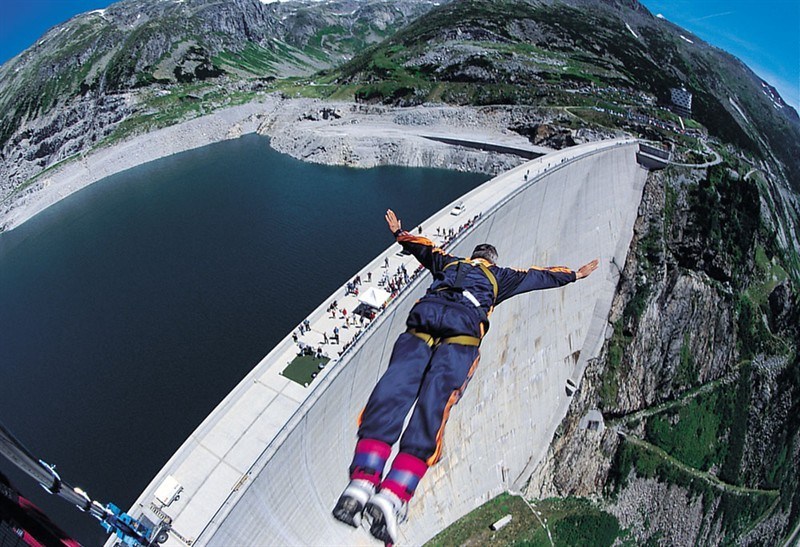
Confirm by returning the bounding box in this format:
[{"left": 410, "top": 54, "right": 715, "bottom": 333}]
[{"left": 199, "top": 140, "right": 648, "bottom": 546}]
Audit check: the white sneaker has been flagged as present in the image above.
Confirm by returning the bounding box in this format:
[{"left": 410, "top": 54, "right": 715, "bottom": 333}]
[
  {"left": 364, "top": 489, "right": 408, "bottom": 545},
  {"left": 332, "top": 479, "right": 375, "bottom": 528}
]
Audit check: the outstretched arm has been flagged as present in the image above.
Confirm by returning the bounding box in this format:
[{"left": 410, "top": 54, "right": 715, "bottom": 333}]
[
  {"left": 385, "top": 209, "right": 453, "bottom": 272},
  {"left": 494, "top": 258, "right": 600, "bottom": 304}
]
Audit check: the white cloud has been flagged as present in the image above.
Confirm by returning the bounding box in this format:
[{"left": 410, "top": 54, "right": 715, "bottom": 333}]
[{"left": 692, "top": 11, "right": 735, "bottom": 22}]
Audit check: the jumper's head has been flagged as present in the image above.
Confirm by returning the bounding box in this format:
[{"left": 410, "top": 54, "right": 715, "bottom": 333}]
[{"left": 471, "top": 244, "right": 498, "bottom": 264}]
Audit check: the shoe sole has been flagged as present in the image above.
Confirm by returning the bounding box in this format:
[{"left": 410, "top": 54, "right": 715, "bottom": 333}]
[
  {"left": 332, "top": 482, "right": 375, "bottom": 529},
  {"left": 365, "top": 499, "right": 395, "bottom": 544},
  {"left": 332, "top": 505, "right": 360, "bottom": 527}
]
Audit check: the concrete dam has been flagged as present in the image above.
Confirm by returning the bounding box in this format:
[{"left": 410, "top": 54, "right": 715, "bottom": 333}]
[{"left": 116, "top": 138, "right": 648, "bottom": 546}]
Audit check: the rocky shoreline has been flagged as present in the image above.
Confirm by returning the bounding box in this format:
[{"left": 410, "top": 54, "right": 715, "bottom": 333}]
[
  {"left": 0, "top": 99, "right": 271, "bottom": 232},
  {"left": 0, "top": 95, "right": 569, "bottom": 232}
]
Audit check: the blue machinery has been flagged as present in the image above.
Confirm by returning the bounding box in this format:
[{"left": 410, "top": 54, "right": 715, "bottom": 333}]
[{"left": 0, "top": 420, "right": 170, "bottom": 546}]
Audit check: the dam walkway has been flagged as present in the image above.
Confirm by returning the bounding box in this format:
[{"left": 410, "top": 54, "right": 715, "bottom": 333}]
[{"left": 113, "top": 137, "right": 647, "bottom": 547}]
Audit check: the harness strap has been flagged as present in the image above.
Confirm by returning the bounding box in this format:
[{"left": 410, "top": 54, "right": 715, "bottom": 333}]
[
  {"left": 407, "top": 329, "right": 481, "bottom": 347},
  {"left": 441, "top": 334, "right": 481, "bottom": 347},
  {"left": 408, "top": 329, "right": 436, "bottom": 347},
  {"left": 441, "top": 259, "right": 498, "bottom": 301}
]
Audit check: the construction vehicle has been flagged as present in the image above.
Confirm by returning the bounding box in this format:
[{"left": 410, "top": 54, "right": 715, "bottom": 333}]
[{"left": 0, "top": 420, "right": 170, "bottom": 546}]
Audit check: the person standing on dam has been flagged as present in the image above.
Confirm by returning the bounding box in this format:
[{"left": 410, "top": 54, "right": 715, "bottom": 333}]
[{"left": 333, "top": 209, "right": 598, "bottom": 544}]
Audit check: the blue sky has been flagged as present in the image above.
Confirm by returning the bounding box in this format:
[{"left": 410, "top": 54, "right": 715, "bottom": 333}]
[
  {"left": 639, "top": 0, "right": 800, "bottom": 111},
  {"left": 0, "top": 1, "right": 113, "bottom": 63},
  {"left": 1, "top": 0, "right": 798, "bottom": 110}
]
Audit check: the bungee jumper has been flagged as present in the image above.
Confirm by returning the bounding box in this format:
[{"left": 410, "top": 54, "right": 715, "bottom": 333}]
[{"left": 333, "top": 209, "right": 599, "bottom": 544}]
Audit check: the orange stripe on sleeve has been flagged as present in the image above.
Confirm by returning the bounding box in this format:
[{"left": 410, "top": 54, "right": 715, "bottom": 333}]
[
  {"left": 397, "top": 234, "right": 436, "bottom": 246},
  {"left": 529, "top": 265, "right": 574, "bottom": 274}
]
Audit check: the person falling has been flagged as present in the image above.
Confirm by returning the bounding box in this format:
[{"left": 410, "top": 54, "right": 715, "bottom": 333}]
[{"left": 333, "top": 209, "right": 599, "bottom": 544}]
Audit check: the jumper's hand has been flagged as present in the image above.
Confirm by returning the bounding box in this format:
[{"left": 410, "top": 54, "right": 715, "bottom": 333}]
[
  {"left": 576, "top": 259, "right": 599, "bottom": 279},
  {"left": 385, "top": 209, "right": 402, "bottom": 234}
]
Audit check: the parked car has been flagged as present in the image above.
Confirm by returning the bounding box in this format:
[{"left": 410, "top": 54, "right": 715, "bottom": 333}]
[{"left": 450, "top": 202, "right": 466, "bottom": 216}]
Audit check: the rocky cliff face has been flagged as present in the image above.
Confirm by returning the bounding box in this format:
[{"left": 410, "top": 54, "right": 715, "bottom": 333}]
[
  {"left": 525, "top": 162, "right": 800, "bottom": 544},
  {"left": 257, "top": 100, "right": 614, "bottom": 173}
]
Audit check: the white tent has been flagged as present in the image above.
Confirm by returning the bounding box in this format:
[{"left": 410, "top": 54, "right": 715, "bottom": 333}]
[{"left": 358, "top": 286, "right": 391, "bottom": 309}]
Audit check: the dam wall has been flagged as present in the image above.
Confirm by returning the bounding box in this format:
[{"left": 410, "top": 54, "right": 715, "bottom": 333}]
[
  {"left": 117, "top": 139, "right": 648, "bottom": 546},
  {"left": 206, "top": 141, "right": 646, "bottom": 545}
]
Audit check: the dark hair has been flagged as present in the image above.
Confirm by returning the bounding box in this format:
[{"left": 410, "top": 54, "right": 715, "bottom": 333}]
[{"left": 471, "top": 243, "right": 498, "bottom": 263}]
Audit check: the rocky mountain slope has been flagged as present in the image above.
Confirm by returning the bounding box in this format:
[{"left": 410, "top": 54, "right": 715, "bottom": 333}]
[
  {"left": 525, "top": 161, "right": 799, "bottom": 544},
  {"left": 1, "top": 0, "right": 798, "bottom": 543},
  {"left": 329, "top": 0, "right": 800, "bottom": 192},
  {"left": 0, "top": 0, "right": 438, "bottom": 197}
]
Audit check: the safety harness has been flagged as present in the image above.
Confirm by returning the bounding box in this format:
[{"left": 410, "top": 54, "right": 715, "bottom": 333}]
[
  {"left": 440, "top": 259, "right": 498, "bottom": 302},
  {"left": 408, "top": 259, "right": 499, "bottom": 348},
  {"left": 407, "top": 328, "right": 482, "bottom": 347}
]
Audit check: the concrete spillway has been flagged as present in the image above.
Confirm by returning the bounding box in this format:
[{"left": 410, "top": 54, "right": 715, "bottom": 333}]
[{"left": 117, "top": 139, "right": 647, "bottom": 546}]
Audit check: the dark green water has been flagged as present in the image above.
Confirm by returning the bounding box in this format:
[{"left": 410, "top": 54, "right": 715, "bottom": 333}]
[{"left": 0, "top": 133, "right": 488, "bottom": 544}]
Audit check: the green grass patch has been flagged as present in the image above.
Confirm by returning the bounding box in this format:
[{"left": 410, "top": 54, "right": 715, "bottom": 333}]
[
  {"left": 425, "top": 493, "right": 541, "bottom": 546},
  {"left": 324, "top": 84, "right": 360, "bottom": 101},
  {"left": 747, "top": 245, "right": 789, "bottom": 306},
  {"left": 600, "top": 320, "right": 630, "bottom": 409},
  {"left": 272, "top": 78, "right": 339, "bottom": 99},
  {"left": 281, "top": 354, "right": 330, "bottom": 386},
  {"left": 548, "top": 499, "right": 621, "bottom": 546},
  {"left": 609, "top": 440, "right": 778, "bottom": 541},
  {"left": 644, "top": 388, "right": 727, "bottom": 471},
  {"left": 640, "top": 366, "right": 753, "bottom": 479},
  {"left": 425, "top": 494, "right": 623, "bottom": 547},
  {"left": 559, "top": 63, "right": 608, "bottom": 86},
  {"left": 565, "top": 107, "right": 616, "bottom": 126},
  {"left": 307, "top": 24, "right": 347, "bottom": 50},
  {"left": 686, "top": 163, "right": 762, "bottom": 287},
  {"left": 663, "top": 181, "right": 678, "bottom": 233},
  {"left": 674, "top": 332, "right": 698, "bottom": 387},
  {"left": 214, "top": 42, "right": 318, "bottom": 78},
  {"left": 736, "top": 292, "right": 785, "bottom": 359},
  {"left": 215, "top": 45, "right": 278, "bottom": 76},
  {"left": 719, "top": 363, "right": 752, "bottom": 485}
]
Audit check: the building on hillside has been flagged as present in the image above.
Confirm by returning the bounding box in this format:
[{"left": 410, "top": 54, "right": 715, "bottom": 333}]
[{"left": 670, "top": 87, "right": 693, "bottom": 118}]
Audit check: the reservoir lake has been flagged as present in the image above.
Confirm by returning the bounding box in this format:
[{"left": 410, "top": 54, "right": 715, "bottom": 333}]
[{"left": 0, "top": 133, "right": 488, "bottom": 544}]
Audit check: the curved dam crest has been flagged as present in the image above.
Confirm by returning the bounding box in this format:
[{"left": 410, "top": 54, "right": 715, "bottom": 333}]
[{"left": 120, "top": 139, "right": 647, "bottom": 546}]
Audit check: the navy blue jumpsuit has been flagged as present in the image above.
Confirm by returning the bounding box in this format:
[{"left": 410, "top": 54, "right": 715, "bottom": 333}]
[{"left": 357, "top": 231, "right": 576, "bottom": 469}]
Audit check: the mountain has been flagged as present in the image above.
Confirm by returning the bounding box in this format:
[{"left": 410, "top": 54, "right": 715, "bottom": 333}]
[
  {"left": 1, "top": 0, "right": 798, "bottom": 544},
  {"left": 328, "top": 0, "right": 800, "bottom": 191},
  {"left": 0, "top": 0, "right": 439, "bottom": 196}
]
